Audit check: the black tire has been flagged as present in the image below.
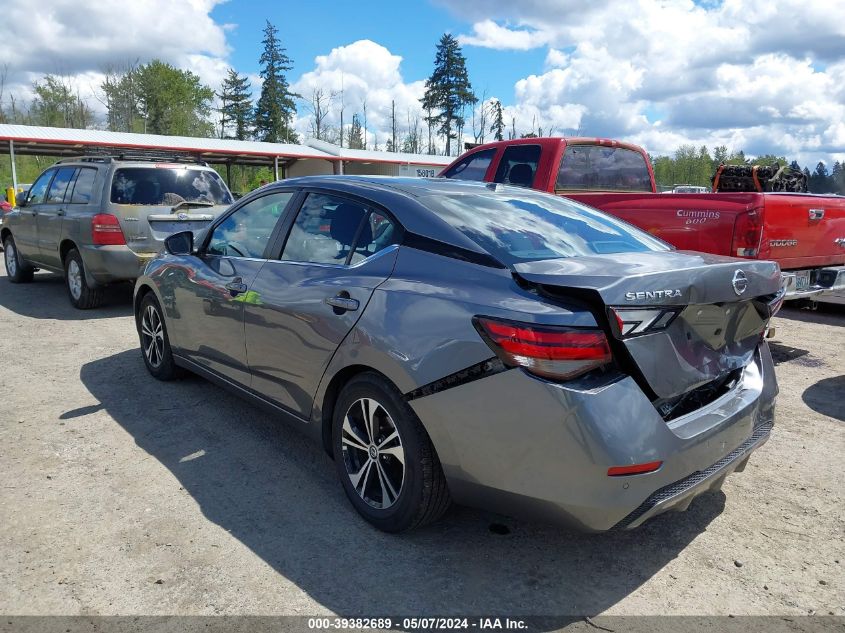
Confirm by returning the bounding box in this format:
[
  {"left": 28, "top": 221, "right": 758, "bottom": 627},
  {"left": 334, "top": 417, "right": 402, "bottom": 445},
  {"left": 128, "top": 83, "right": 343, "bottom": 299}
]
[
  {"left": 137, "top": 292, "right": 183, "bottom": 381},
  {"left": 3, "top": 234, "right": 34, "bottom": 283},
  {"left": 64, "top": 248, "right": 103, "bottom": 309},
  {"left": 332, "top": 372, "right": 450, "bottom": 532}
]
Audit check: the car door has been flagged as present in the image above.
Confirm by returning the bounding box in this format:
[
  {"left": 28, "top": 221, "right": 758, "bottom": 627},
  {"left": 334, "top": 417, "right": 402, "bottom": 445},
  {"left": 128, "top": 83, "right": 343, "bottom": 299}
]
[
  {"left": 170, "top": 190, "right": 296, "bottom": 387},
  {"left": 244, "top": 191, "right": 401, "bottom": 417},
  {"left": 37, "top": 166, "right": 78, "bottom": 268},
  {"left": 14, "top": 168, "right": 56, "bottom": 262}
]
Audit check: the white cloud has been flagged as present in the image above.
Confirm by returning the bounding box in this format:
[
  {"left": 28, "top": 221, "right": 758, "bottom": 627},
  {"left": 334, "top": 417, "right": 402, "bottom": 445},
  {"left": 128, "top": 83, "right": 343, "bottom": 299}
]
[
  {"left": 0, "top": 0, "right": 232, "bottom": 116},
  {"left": 291, "top": 40, "right": 427, "bottom": 148},
  {"left": 450, "top": 0, "right": 845, "bottom": 165}
]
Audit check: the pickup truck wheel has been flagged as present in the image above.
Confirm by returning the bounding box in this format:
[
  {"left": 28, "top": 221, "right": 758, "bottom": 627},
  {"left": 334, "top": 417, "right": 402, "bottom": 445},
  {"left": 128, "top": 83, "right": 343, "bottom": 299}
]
[
  {"left": 64, "top": 248, "right": 103, "bottom": 309},
  {"left": 137, "top": 293, "right": 182, "bottom": 381},
  {"left": 332, "top": 372, "right": 451, "bottom": 532},
  {"left": 3, "top": 235, "right": 34, "bottom": 283}
]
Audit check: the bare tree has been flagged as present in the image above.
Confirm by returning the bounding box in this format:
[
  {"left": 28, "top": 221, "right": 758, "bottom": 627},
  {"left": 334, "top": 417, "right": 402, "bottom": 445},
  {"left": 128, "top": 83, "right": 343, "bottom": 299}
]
[
  {"left": 402, "top": 109, "right": 421, "bottom": 154},
  {"left": 471, "top": 90, "right": 490, "bottom": 144},
  {"left": 390, "top": 100, "right": 397, "bottom": 152},
  {"left": 306, "top": 88, "right": 335, "bottom": 140},
  {"left": 362, "top": 98, "right": 368, "bottom": 150}
]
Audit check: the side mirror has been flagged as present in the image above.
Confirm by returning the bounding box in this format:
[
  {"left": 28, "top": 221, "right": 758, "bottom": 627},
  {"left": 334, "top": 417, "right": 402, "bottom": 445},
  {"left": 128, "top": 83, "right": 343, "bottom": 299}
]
[
  {"left": 16, "top": 196, "right": 27, "bottom": 208},
  {"left": 164, "top": 230, "right": 194, "bottom": 256}
]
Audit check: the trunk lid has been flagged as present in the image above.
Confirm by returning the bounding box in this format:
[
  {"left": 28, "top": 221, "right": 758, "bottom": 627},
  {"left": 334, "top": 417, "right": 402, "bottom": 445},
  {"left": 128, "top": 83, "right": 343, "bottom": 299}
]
[{"left": 513, "top": 250, "right": 781, "bottom": 400}]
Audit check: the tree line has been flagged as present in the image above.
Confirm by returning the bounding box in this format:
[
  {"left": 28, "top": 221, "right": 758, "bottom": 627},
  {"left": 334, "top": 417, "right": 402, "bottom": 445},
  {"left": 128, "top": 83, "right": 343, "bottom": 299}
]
[{"left": 652, "top": 145, "right": 845, "bottom": 194}]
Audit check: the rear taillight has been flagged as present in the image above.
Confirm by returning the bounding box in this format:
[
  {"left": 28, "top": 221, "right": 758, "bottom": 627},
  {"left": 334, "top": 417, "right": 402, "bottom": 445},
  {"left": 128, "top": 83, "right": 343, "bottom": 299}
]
[
  {"left": 474, "top": 316, "right": 612, "bottom": 380},
  {"left": 91, "top": 214, "right": 126, "bottom": 245},
  {"left": 732, "top": 209, "right": 763, "bottom": 257}
]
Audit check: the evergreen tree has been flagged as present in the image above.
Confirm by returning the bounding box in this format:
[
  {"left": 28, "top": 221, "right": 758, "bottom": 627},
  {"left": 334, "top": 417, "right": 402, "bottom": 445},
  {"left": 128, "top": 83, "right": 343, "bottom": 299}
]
[
  {"left": 218, "top": 68, "right": 253, "bottom": 140},
  {"left": 421, "top": 33, "right": 477, "bottom": 156},
  {"left": 254, "top": 20, "right": 299, "bottom": 143},
  {"left": 490, "top": 99, "right": 504, "bottom": 141}
]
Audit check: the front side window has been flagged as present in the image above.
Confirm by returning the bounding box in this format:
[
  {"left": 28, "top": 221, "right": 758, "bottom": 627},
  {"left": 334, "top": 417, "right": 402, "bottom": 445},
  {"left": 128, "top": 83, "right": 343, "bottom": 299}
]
[
  {"left": 493, "top": 145, "right": 541, "bottom": 188},
  {"left": 26, "top": 170, "right": 55, "bottom": 205},
  {"left": 46, "top": 167, "right": 78, "bottom": 203},
  {"left": 207, "top": 191, "right": 294, "bottom": 258},
  {"left": 556, "top": 145, "right": 652, "bottom": 192},
  {"left": 422, "top": 190, "right": 669, "bottom": 266},
  {"left": 442, "top": 149, "right": 495, "bottom": 182},
  {"left": 281, "top": 193, "right": 399, "bottom": 265},
  {"left": 110, "top": 167, "right": 233, "bottom": 206}
]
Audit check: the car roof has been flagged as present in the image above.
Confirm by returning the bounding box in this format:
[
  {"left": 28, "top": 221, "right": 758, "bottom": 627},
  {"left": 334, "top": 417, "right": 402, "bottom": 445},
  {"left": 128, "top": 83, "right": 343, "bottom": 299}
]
[
  {"left": 265, "top": 174, "right": 533, "bottom": 198},
  {"left": 257, "top": 175, "right": 569, "bottom": 268}
]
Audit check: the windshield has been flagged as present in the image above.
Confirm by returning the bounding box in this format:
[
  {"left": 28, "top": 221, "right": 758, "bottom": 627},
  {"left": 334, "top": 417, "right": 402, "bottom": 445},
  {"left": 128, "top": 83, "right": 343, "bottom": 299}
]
[
  {"left": 421, "top": 189, "right": 670, "bottom": 265},
  {"left": 110, "top": 167, "right": 232, "bottom": 206},
  {"left": 556, "top": 144, "right": 652, "bottom": 192}
]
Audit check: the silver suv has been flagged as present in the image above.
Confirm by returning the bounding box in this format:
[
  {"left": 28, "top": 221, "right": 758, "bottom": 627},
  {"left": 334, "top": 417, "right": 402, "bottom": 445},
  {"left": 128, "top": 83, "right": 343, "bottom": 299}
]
[{"left": 1, "top": 154, "right": 233, "bottom": 308}]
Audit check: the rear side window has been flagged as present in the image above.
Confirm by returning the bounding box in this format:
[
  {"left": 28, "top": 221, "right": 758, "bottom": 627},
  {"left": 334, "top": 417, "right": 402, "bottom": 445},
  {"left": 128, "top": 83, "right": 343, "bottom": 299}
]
[
  {"left": 69, "top": 168, "right": 97, "bottom": 204},
  {"left": 493, "top": 145, "right": 541, "bottom": 188},
  {"left": 556, "top": 145, "right": 651, "bottom": 192},
  {"left": 110, "top": 167, "right": 233, "bottom": 205},
  {"left": 422, "top": 190, "right": 669, "bottom": 266},
  {"left": 442, "top": 149, "right": 495, "bottom": 181},
  {"left": 281, "top": 193, "right": 399, "bottom": 265},
  {"left": 26, "top": 170, "right": 55, "bottom": 205},
  {"left": 46, "top": 167, "right": 77, "bottom": 203}
]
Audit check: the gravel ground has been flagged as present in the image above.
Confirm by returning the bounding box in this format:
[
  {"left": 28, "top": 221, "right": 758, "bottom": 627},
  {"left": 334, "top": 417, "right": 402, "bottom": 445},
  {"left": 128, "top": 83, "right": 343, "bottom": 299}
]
[{"left": 0, "top": 262, "right": 843, "bottom": 618}]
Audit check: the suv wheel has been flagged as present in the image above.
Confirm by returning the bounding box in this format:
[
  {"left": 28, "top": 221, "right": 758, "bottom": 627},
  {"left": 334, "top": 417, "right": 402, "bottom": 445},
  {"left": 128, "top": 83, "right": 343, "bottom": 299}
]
[
  {"left": 64, "top": 248, "right": 103, "bottom": 309},
  {"left": 3, "top": 235, "right": 34, "bottom": 283},
  {"left": 137, "top": 293, "right": 183, "bottom": 381},
  {"left": 332, "top": 372, "right": 450, "bottom": 532}
]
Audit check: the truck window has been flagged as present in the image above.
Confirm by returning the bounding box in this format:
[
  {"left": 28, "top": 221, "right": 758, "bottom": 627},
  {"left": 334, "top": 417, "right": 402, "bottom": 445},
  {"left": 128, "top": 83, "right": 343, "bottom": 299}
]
[
  {"left": 556, "top": 145, "right": 651, "bottom": 192},
  {"left": 493, "top": 145, "right": 541, "bottom": 188},
  {"left": 441, "top": 149, "right": 495, "bottom": 181}
]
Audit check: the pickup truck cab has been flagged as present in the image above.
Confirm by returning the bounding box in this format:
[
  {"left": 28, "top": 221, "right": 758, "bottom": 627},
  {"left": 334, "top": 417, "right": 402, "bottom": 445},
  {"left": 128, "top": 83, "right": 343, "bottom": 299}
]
[
  {"left": 441, "top": 138, "right": 845, "bottom": 300},
  {"left": 2, "top": 154, "right": 233, "bottom": 309}
]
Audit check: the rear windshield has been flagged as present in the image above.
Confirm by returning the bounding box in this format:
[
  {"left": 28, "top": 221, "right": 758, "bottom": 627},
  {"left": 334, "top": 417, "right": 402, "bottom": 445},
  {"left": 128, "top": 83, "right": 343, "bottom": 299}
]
[
  {"left": 556, "top": 145, "right": 652, "bottom": 192},
  {"left": 421, "top": 189, "right": 669, "bottom": 265},
  {"left": 110, "top": 167, "right": 233, "bottom": 205}
]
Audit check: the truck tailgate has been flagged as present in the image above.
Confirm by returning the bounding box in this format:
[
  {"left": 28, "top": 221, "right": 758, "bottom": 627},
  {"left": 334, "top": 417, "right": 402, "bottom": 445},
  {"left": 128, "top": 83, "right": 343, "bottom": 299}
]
[
  {"left": 563, "top": 192, "right": 757, "bottom": 257},
  {"left": 759, "top": 193, "right": 845, "bottom": 270}
]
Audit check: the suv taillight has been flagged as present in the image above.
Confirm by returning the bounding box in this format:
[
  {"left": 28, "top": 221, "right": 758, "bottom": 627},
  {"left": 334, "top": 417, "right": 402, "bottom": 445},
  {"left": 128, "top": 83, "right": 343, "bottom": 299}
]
[
  {"left": 91, "top": 214, "right": 126, "bottom": 245},
  {"left": 474, "top": 316, "right": 612, "bottom": 380},
  {"left": 732, "top": 209, "right": 763, "bottom": 257}
]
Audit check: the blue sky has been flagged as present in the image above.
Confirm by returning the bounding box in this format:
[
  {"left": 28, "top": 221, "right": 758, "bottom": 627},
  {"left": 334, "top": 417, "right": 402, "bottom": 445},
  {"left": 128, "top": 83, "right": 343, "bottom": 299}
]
[{"left": 211, "top": 1, "right": 546, "bottom": 106}]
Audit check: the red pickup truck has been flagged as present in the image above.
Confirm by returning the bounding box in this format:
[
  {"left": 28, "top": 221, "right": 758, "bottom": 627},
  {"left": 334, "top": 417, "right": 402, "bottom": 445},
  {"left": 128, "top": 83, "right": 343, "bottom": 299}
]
[{"left": 440, "top": 137, "right": 845, "bottom": 300}]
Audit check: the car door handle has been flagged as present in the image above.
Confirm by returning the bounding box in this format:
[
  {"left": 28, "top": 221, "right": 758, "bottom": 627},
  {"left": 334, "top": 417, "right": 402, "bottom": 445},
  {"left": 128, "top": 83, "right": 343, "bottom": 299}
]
[
  {"left": 325, "top": 295, "right": 359, "bottom": 312},
  {"left": 57, "top": 209, "right": 65, "bottom": 216},
  {"left": 809, "top": 208, "right": 825, "bottom": 221},
  {"left": 225, "top": 278, "right": 248, "bottom": 296}
]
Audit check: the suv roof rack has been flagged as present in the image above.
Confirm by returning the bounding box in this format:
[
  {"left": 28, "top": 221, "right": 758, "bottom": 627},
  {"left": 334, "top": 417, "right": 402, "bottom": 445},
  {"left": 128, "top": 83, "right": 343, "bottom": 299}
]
[{"left": 55, "top": 148, "right": 208, "bottom": 166}]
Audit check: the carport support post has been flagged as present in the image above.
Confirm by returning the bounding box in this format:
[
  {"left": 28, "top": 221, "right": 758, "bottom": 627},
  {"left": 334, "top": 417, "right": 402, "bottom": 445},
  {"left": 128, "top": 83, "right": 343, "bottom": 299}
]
[
  {"left": 273, "top": 155, "right": 279, "bottom": 182},
  {"left": 9, "top": 139, "right": 18, "bottom": 191},
  {"left": 225, "top": 161, "right": 232, "bottom": 190}
]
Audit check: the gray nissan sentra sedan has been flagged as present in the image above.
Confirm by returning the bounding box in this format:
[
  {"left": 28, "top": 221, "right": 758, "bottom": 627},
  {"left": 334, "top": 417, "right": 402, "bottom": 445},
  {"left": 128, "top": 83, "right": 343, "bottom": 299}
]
[{"left": 133, "top": 176, "right": 783, "bottom": 533}]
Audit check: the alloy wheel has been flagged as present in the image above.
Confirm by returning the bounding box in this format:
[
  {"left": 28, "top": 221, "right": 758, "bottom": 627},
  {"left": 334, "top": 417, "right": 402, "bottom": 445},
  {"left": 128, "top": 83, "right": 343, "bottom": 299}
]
[
  {"left": 140, "top": 304, "right": 165, "bottom": 368},
  {"left": 5, "top": 241, "right": 17, "bottom": 277},
  {"left": 67, "top": 259, "right": 82, "bottom": 300},
  {"left": 341, "top": 397, "right": 406, "bottom": 509}
]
